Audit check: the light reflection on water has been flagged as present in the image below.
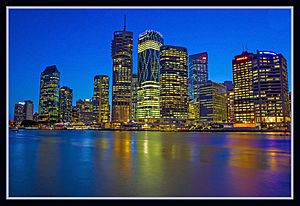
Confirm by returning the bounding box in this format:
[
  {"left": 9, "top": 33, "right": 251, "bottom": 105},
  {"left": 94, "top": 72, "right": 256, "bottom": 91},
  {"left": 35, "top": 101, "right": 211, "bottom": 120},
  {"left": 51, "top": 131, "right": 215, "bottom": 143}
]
[{"left": 9, "top": 130, "right": 291, "bottom": 197}]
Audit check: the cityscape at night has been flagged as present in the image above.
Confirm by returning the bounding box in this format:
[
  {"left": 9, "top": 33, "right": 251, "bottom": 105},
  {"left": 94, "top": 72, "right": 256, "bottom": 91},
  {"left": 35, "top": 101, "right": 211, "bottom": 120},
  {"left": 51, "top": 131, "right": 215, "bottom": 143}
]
[{"left": 8, "top": 7, "right": 292, "bottom": 198}]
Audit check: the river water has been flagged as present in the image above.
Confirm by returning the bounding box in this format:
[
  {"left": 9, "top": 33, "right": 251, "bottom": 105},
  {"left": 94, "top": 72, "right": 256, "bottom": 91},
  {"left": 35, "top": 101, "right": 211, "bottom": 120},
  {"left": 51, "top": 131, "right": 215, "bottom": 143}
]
[{"left": 8, "top": 130, "right": 291, "bottom": 198}]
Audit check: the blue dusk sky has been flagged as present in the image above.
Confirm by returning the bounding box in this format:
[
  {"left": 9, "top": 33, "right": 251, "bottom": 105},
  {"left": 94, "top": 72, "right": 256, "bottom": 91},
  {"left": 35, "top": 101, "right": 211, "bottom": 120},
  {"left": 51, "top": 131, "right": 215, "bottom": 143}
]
[{"left": 8, "top": 7, "right": 292, "bottom": 119}]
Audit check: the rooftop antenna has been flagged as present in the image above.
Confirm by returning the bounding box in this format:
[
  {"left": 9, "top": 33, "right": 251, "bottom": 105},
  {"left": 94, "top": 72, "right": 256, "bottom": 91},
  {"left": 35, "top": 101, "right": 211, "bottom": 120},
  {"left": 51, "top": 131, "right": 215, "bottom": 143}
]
[
  {"left": 246, "top": 43, "right": 248, "bottom": 51},
  {"left": 124, "top": 15, "right": 126, "bottom": 31}
]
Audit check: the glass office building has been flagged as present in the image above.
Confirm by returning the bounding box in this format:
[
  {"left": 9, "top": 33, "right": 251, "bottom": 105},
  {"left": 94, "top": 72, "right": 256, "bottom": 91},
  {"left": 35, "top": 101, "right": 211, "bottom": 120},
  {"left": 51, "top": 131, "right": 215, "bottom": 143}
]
[
  {"left": 199, "top": 80, "right": 227, "bottom": 123},
  {"left": 232, "top": 50, "right": 290, "bottom": 127},
  {"left": 188, "top": 52, "right": 208, "bottom": 100},
  {"left": 160, "top": 45, "right": 188, "bottom": 124},
  {"left": 111, "top": 22, "right": 133, "bottom": 127},
  {"left": 59, "top": 86, "right": 73, "bottom": 123},
  {"left": 92, "top": 75, "right": 110, "bottom": 128},
  {"left": 136, "top": 30, "right": 164, "bottom": 122},
  {"left": 38, "top": 65, "right": 60, "bottom": 122}
]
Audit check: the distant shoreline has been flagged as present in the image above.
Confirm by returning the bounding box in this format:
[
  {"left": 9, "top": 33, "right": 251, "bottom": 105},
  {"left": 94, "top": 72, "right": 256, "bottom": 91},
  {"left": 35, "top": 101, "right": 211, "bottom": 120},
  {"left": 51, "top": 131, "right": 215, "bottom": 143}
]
[{"left": 10, "top": 128, "right": 291, "bottom": 133}]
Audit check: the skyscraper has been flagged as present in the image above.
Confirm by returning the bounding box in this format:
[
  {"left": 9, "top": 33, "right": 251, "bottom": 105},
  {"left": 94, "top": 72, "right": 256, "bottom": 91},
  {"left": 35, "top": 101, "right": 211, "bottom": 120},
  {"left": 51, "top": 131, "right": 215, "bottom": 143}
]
[
  {"left": 38, "top": 65, "right": 60, "bottom": 122},
  {"left": 188, "top": 52, "right": 208, "bottom": 100},
  {"left": 232, "top": 51, "right": 255, "bottom": 124},
  {"left": 136, "top": 30, "right": 164, "bottom": 122},
  {"left": 59, "top": 86, "right": 73, "bottom": 122},
  {"left": 232, "top": 50, "right": 290, "bottom": 127},
  {"left": 24, "top": 100, "right": 34, "bottom": 120},
  {"left": 111, "top": 18, "right": 133, "bottom": 127},
  {"left": 253, "top": 51, "right": 290, "bottom": 127},
  {"left": 199, "top": 80, "right": 227, "bottom": 123},
  {"left": 92, "top": 75, "right": 110, "bottom": 128},
  {"left": 160, "top": 45, "right": 188, "bottom": 126},
  {"left": 14, "top": 102, "right": 25, "bottom": 123}
]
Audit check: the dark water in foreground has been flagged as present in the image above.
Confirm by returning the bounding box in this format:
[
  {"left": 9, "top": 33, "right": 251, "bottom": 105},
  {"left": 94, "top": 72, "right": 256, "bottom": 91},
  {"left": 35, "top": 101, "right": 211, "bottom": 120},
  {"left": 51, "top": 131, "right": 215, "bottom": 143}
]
[{"left": 9, "top": 130, "right": 291, "bottom": 197}]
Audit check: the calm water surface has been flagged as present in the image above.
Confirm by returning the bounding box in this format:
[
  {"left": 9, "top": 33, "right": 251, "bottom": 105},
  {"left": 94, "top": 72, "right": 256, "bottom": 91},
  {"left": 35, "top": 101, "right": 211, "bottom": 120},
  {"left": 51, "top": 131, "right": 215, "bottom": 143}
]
[{"left": 9, "top": 130, "right": 291, "bottom": 197}]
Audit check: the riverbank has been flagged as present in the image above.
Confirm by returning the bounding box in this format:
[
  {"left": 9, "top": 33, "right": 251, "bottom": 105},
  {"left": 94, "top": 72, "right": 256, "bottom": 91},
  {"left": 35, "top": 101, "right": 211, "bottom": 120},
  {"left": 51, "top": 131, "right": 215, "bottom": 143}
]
[{"left": 10, "top": 127, "right": 291, "bottom": 133}]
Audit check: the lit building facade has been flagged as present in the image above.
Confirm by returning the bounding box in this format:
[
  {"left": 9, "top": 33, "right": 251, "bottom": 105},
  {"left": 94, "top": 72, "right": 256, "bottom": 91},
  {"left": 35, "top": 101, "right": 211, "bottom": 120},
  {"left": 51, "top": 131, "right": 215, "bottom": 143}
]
[
  {"left": 199, "top": 80, "right": 227, "bottom": 123},
  {"left": 252, "top": 51, "right": 290, "bottom": 127},
  {"left": 232, "top": 52, "right": 255, "bottom": 123},
  {"left": 111, "top": 23, "right": 133, "bottom": 127},
  {"left": 136, "top": 30, "right": 163, "bottom": 122},
  {"left": 188, "top": 52, "right": 208, "bottom": 100},
  {"left": 79, "top": 99, "right": 93, "bottom": 125},
  {"left": 160, "top": 45, "right": 188, "bottom": 125},
  {"left": 92, "top": 75, "right": 110, "bottom": 127},
  {"left": 188, "top": 100, "right": 200, "bottom": 126},
  {"left": 14, "top": 102, "right": 25, "bottom": 123},
  {"left": 131, "top": 73, "right": 138, "bottom": 120},
  {"left": 59, "top": 86, "right": 73, "bottom": 122},
  {"left": 136, "top": 81, "right": 160, "bottom": 121},
  {"left": 38, "top": 65, "right": 60, "bottom": 122},
  {"left": 24, "top": 100, "right": 34, "bottom": 120},
  {"left": 233, "top": 50, "right": 290, "bottom": 127},
  {"left": 226, "top": 90, "right": 235, "bottom": 123}
]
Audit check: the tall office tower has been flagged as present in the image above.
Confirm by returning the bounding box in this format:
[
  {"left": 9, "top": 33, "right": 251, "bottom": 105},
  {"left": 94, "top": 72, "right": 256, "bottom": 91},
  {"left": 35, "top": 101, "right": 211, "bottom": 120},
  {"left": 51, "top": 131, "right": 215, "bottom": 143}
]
[
  {"left": 24, "top": 100, "right": 34, "bottom": 120},
  {"left": 111, "top": 18, "right": 133, "bottom": 127},
  {"left": 232, "top": 52, "right": 256, "bottom": 124},
  {"left": 131, "top": 73, "right": 138, "bottom": 120},
  {"left": 38, "top": 65, "right": 60, "bottom": 122},
  {"left": 199, "top": 80, "right": 227, "bottom": 123},
  {"left": 253, "top": 51, "right": 290, "bottom": 127},
  {"left": 188, "top": 52, "right": 208, "bottom": 100},
  {"left": 14, "top": 102, "right": 25, "bottom": 123},
  {"left": 160, "top": 45, "right": 188, "bottom": 125},
  {"left": 79, "top": 99, "right": 93, "bottom": 125},
  {"left": 92, "top": 75, "right": 110, "bottom": 128},
  {"left": 136, "top": 30, "right": 164, "bottom": 122},
  {"left": 59, "top": 86, "right": 73, "bottom": 122},
  {"left": 233, "top": 50, "right": 290, "bottom": 127}
]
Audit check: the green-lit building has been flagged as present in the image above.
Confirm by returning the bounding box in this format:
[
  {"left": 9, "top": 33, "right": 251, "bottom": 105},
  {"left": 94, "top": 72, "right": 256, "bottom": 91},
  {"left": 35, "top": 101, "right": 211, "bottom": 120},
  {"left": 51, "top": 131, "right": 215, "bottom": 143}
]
[
  {"left": 136, "top": 30, "right": 163, "bottom": 123},
  {"left": 38, "top": 65, "right": 60, "bottom": 123}
]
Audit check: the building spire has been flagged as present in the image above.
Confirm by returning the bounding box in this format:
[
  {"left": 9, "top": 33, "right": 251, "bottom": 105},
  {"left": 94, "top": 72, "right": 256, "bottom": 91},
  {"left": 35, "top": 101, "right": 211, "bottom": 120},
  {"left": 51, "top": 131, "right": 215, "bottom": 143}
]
[{"left": 124, "top": 15, "right": 126, "bottom": 31}]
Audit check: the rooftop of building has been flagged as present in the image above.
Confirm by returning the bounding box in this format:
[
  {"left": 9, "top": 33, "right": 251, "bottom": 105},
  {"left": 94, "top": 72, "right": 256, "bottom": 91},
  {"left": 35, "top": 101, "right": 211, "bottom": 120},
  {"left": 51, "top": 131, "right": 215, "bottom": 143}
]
[{"left": 42, "top": 65, "right": 60, "bottom": 74}]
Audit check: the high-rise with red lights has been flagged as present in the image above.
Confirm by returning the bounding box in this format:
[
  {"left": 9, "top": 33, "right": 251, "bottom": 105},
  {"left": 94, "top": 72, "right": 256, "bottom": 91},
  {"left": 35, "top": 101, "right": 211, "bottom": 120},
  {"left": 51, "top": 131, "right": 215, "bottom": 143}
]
[{"left": 232, "top": 50, "right": 290, "bottom": 127}]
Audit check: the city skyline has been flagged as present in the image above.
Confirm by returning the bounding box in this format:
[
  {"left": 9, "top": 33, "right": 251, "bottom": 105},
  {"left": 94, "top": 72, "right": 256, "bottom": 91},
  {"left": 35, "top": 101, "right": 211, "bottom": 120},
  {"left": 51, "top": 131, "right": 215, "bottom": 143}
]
[{"left": 9, "top": 8, "right": 292, "bottom": 119}]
